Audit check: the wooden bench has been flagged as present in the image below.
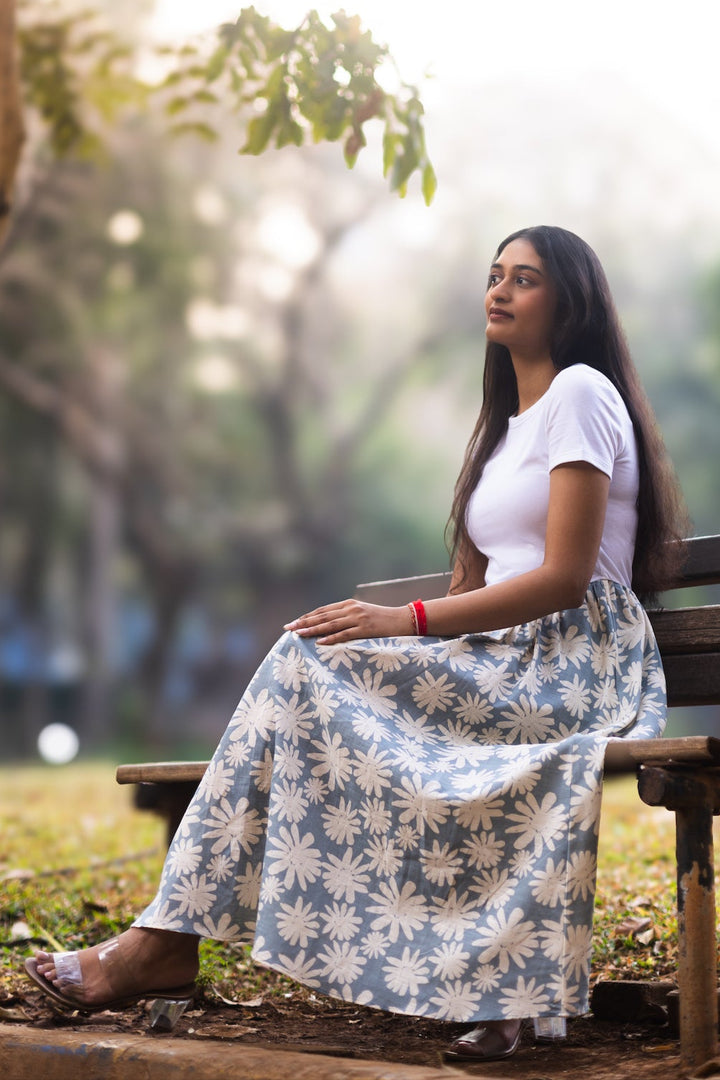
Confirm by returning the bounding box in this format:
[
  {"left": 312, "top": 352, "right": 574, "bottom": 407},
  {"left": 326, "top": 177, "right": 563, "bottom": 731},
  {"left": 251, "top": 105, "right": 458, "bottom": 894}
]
[{"left": 117, "top": 533, "right": 720, "bottom": 1071}]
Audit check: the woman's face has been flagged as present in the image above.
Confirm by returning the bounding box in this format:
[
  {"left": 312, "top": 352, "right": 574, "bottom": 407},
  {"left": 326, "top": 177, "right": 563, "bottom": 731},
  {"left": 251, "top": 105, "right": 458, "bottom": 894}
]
[{"left": 484, "top": 237, "right": 557, "bottom": 360}]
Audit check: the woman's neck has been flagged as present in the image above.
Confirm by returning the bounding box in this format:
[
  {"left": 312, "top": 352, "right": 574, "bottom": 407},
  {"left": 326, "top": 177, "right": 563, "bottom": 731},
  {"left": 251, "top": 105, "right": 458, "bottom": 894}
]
[{"left": 512, "top": 355, "right": 556, "bottom": 415}]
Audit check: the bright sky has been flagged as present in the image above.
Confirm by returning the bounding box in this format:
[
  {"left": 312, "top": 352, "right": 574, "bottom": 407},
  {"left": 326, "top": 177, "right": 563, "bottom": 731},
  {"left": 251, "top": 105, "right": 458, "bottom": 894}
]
[{"left": 149, "top": 0, "right": 720, "bottom": 157}]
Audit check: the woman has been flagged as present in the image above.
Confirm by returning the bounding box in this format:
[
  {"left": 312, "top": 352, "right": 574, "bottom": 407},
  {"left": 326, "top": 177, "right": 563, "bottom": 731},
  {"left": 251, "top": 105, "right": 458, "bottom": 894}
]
[{"left": 26, "top": 226, "right": 686, "bottom": 1062}]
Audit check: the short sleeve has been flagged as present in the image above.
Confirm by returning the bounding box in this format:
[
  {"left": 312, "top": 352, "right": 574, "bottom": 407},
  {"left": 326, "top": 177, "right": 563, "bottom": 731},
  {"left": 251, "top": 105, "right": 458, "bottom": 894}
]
[{"left": 544, "top": 365, "right": 627, "bottom": 478}]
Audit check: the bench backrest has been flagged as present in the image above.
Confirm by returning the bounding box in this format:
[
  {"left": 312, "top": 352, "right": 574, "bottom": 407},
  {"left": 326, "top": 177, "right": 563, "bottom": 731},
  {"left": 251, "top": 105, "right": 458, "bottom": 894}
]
[{"left": 356, "top": 535, "right": 720, "bottom": 709}]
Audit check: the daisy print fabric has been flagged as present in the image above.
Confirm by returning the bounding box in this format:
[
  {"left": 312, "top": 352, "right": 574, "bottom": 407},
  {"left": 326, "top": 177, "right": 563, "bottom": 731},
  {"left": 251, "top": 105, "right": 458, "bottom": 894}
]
[{"left": 136, "top": 579, "right": 665, "bottom": 1022}]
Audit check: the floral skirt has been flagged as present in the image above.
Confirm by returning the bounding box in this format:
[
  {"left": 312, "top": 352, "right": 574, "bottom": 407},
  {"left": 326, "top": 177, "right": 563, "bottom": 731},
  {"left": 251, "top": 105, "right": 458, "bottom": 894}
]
[{"left": 136, "top": 580, "right": 666, "bottom": 1021}]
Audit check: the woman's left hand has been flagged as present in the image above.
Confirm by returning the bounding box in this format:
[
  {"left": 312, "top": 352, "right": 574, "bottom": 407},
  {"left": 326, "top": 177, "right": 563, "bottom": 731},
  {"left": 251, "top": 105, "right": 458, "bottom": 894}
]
[{"left": 284, "top": 599, "right": 414, "bottom": 645}]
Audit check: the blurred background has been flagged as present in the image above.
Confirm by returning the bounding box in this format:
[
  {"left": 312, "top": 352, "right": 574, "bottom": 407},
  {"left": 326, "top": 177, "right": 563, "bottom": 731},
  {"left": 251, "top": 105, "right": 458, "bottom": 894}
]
[{"left": 2, "top": 0, "right": 719, "bottom": 764}]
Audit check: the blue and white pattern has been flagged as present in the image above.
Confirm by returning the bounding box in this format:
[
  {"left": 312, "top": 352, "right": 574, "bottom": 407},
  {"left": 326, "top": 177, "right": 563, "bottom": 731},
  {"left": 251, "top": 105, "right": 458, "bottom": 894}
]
[{"left": 136, "top": 579, "right": 665, "bottom": 1022}]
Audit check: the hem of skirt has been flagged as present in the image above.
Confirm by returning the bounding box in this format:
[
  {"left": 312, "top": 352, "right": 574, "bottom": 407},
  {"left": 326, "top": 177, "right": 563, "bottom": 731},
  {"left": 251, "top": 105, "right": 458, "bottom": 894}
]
[{"left": 250, "top": 949, "right": 587, "bottom": 1024}]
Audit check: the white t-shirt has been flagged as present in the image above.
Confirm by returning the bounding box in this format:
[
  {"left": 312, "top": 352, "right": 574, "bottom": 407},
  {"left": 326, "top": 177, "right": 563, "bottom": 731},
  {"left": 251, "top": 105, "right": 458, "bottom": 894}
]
[{"left": 466, "top": 364, "right": 639, "bottom": 589}]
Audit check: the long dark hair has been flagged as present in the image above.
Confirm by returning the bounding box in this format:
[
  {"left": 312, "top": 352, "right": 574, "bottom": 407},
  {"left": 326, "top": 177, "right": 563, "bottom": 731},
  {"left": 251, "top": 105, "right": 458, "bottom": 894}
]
[{"left": 448, "top": 225, "right": 687, "bottom": 602}]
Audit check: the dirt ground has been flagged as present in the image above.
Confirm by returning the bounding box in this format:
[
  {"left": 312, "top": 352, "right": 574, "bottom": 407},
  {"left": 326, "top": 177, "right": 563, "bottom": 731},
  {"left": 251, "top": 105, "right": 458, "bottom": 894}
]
[{"left": 5, "top": 985, "right": 705, "bottom": 1080}]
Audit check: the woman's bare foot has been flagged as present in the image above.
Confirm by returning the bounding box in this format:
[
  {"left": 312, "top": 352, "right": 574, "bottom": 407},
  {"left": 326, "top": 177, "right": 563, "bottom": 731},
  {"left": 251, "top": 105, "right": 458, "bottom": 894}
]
[
  {"left": 29, "top": 927, "right": 199, "bottom": 1009},
  {"left": 445, "top": 1018, "right": 523, "bottom": 1061}
]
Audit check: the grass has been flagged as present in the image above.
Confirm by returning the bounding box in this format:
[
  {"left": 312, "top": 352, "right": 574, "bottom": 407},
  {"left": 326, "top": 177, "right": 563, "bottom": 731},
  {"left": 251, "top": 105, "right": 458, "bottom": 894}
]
[{"left": 1, "top": 763, "right": 715, "bottom": 1001}]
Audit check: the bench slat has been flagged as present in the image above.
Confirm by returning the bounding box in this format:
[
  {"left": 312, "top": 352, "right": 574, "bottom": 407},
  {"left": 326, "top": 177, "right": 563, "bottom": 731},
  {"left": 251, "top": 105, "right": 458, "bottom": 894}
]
[
  {"left": 116, "top": 761, "right": 208, "bottom": 784},
  {"left": 117, "top": 736, "right": 720, "bottom": 789},
  {"left": 650, "top": 607, "right": 720, "bottom": 654},
  {"left": 664, "top": 653, "right": 720, "bottom": 706}
]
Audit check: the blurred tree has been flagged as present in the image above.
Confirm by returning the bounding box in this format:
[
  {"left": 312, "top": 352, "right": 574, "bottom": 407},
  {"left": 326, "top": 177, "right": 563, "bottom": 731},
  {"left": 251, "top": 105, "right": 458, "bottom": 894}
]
[{"left": 0, "top": 0, "right": 450, "bottom": 751}]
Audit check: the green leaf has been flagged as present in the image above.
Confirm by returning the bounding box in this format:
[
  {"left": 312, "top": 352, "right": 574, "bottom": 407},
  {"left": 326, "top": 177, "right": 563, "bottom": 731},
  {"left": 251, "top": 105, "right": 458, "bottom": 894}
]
[
  {"left": 169, "top": 121, "right": 219, "bottom": 142},
  {"left": 421, "top": 161, "right": 437, "bottom": 206},
  {"left": 242, "top": 105, "right": 278, "bottom": 154}
]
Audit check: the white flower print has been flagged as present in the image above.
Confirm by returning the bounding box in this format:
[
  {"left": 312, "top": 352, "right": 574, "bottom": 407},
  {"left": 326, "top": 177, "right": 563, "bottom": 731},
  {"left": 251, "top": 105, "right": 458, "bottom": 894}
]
[
  {"left": 538, "top": 918, "right": 566, "bottom": 961},
  {"left": 276, "top": 897, "right": 320, "bottom": 947},
  {"left": 473, "top": 660, "right": 514, "bottom": 703},
  {"left": 505, "top": 792, "right": 567, "bottom": 856},
  {"left": 138, "top": 580, "right": 666, "bottom": 1025},
  {"left": 359, "top": 797, "right": 392, "bottom": 835},
  {"left": 167, "top": 838, "right": 204, "bottom": 876},
  {"left": 308, "top": 732, "right": 353, "bottom": 791},
  {"left": 274, "top": 745, "right": 303, "bottom": 783},
  {"left": 383, "top": 947, "right": 430, "bottom": 996},
  {"left": 473, "top": 907, "right": 538, "bottom": 973},
  {"left": 499, "top": 975, "right": 551, "bottom": 1016},
  {"left": 566, "top": 850, "right": 597, "bottom": 901},
  {"left": 200, "top": 759, "right": 236, "bottom": 802},
  {"left": 419, "top": 840, "right": 463, "bottom": 886},
  {"left": 273, "top": 644, "right": 308, "bottom": 692},
  {"left": 353, "top": 745, "right": 393, "bottom": 797},
  {"left": 570, "top": 778, "right": 602, "bottom": 833},
  {"left": 462, "top": 830, "right": 505, "bottom": 870},
  {"left": 365, "top": 835, "right": 403, "bottom": 877},
  {"left": 498, "top": 695, "right": 555, "bottom": 742},
  {"left": 321, "top": 797, "right": 362, "bottom": 846},
  {"left": 223, "top": 738, "right": 252, "bottom": 769},
  {"left": 367, "top": 880, "right": 428, "bottom": 942},
  {"left": 392, "top": 774, "right": 449, "bottom": 833},
  {"left": 429, "top": 979, "right": 482, "bottom": 1021},
  {"left": 564, "top": 923, "right": 593, "bottom": 980},
  {"left": 310, "top": 684, "right": 339, "bottom": 724},
  {"left": 453, "top": 691, "right": 494, "bottom": 728},
  {"left": 275, "top": 693, "right": 315, "bottom": 744},
  {"left": 266, "top": 824, "right": 322, "bottom": 890},
  {"left": 411, "top": 670, "right": 456, "bottom": 715},
  {"left": 361, "top": 930, "right": 390, "bottom": 958},
  {"left": 368, "top": 646, "right": 404, "bottom": 673},
  {"left": 321, "top": 902, "right": 362, "bottom": 941},
  {"left": 621, "top": 660, "right": 643, "bottom": 699},
  {"left": 270, "top": 780, "right": 309, "bottom": 824},
  {"left": 616, "top": 610, "right": 647, "bottom": 651},
  {"left": 430, "top": 942, "right": 470, "bottom": 980},
  {"left": 193, "top": 912, "right": 240, "bottom": 939},
  {"left": 590, "top": 635, "right": 618, "bottom": 678},
  {"left": 541, "top": 624, "right": 591, "bottom": 669},
  {"left": 343, "top": 668, "right": 398, "bottom": 719},
  {"left": 228, "top": 687, "right": 275, "bottom": 747},
  {"left": 559, "top": 675, "right": 592, "bottom": 719},
  {"left": 250, "top": 748, "right": 275, "bottom": 791},
  {"left": 472, "top": 963, "right": 501, "bottom": 993},
  {"left": 259, "top": 873, "right": 282, "bottom": 904},
  {"left": 207, "top": 853, "right": 234, "bottom": 882},
  {"left": 202, "top": 797, "right": 263, "bottom": 858},
  {"left": 234, "top": 863, "right": 262, "bottom": 908},
  {"left": 468, "top": 867, "right": 518, "bottom": 911},
  {"left": 317, "top": 941, "right": 366, "bottom": 986},
  {"left": 455, "top": 793, "right": 505, "bottom": 832},
  {"left": 169, "top": 872, "right": 217, "bottom": 917},
  {"left": 351, "top": 711, "right": 386, "bottom": 742},
  {"left": 322, "top": 849, "right": 371, "bottom": 902},
  {"left": 429, "top": 888, "right": 480, "bottom": 942},
  {"left": 303, "top": 776, "right": 328, "bottom": 804},
  {"left": 508, "top": 848, "right": 535, "bottom": 878},
  {"left": 531, "top": 857, "right": 567, "bottom": 907},
  {"left": 275, "top": 948, "right": 322, "bottom": 987}
]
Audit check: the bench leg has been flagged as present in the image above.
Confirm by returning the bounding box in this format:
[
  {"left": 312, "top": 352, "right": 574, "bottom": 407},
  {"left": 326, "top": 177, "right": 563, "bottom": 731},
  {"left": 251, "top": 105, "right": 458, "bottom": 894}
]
[{"left": 675, "top": 802, "right": 718, "bottom": 1070}]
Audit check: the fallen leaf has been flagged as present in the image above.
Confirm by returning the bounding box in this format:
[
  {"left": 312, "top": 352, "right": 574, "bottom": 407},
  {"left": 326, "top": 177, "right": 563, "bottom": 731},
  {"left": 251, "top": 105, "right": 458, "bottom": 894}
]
[
  {"left": 0, "top": 1006, "right": 30, "bottom": 1022},
  {"left": 615, "top": 916, "right": 652, "bottom": 938}
]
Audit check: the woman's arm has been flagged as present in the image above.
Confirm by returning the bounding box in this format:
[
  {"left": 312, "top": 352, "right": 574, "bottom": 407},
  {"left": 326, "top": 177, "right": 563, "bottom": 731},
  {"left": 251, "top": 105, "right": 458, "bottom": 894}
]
[{"left": 286, "top": 461, "right": 610, "bottom": 644}]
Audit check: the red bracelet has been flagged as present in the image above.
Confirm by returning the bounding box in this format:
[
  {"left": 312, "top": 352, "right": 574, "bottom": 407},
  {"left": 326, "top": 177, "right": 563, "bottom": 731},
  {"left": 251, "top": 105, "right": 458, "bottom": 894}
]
[
  {"left": 411, "top": 599, "right": 427, "bottom": 635},
  {"left": 407, "top": 602, "right": 419, "bottom": 634}
]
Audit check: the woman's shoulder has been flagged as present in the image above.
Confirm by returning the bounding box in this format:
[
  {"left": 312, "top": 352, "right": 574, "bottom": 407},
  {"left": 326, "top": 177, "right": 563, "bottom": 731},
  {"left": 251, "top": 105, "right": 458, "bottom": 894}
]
[{"left": 549, "top": 363, "right": 624, "bottom": 408}]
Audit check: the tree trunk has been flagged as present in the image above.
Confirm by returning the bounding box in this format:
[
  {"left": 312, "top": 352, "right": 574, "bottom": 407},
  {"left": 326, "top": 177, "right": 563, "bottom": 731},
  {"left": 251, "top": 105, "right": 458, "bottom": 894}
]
[{"left": 0, "top": 0, "right": 25, "bottom": 251}]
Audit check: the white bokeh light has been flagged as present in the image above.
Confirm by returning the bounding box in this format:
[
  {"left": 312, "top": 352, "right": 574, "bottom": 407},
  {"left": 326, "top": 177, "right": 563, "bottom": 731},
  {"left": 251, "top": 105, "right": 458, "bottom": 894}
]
[
  {"left": 37, "top": 723, "right": 80, "bottom": 765},
  {"left": 107, "top": 210, "right": 144, "bottom": 245}
]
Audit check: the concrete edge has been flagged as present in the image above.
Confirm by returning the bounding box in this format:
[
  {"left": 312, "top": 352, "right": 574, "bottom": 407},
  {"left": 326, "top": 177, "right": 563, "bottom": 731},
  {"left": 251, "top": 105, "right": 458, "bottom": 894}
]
[{"left": 0, "top": 1024, "right": 472, "bottom": 1080}]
